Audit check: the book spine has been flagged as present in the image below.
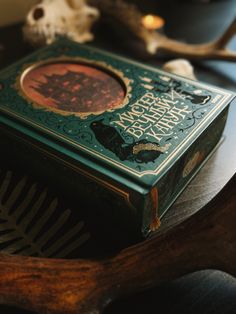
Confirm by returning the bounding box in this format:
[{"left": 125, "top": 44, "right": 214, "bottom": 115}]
[{"left": 148, "top": 106, "right": 229, "bottom": 234}]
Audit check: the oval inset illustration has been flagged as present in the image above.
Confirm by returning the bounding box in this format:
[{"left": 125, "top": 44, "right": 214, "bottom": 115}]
[{"left": 21, "top": 62, "right": 126, "bottom": 117}]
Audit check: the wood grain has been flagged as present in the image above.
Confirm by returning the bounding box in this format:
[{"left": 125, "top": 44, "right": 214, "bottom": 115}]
[
  {"left": 0, "top": 9, "right": 236, "bottom": 313},
  {"left": 0, "top": 171, "right": 234, "bottom": 314}
]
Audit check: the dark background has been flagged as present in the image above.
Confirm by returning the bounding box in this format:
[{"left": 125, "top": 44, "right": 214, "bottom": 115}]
[{"left": 0, "top": 0, "right": 236, "bottom": 313}]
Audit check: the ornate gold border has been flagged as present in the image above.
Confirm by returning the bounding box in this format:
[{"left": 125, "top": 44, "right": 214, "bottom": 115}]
[
  {"left": 2, "top": 44, "right": 233, "bottom": 179},
  {"left": 16, "top": 56, "right": 133, "bottom": 119},
  {"left": 1, "top": 92, "right": 232, "bottom": 179}
]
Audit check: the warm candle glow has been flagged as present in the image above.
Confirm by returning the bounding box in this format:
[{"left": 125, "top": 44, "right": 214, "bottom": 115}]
[{"left": 142, "top": 14, "right": 165, "bottom": 31}]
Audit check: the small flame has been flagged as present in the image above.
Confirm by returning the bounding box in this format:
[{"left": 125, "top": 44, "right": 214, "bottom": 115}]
[{"left": 142, "top": 14, "right": 165, "bottom": 31}]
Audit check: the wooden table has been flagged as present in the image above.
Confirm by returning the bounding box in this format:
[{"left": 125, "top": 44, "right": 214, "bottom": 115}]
[{"left": 0, "top": 2, "right": 236, "bottom": 312}]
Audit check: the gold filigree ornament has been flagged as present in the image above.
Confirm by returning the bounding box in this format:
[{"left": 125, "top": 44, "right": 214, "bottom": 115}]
[
  {"left": 16, "top": 56, "right": 133, "bottom": 119},
  {"left": 133, "top": 143, "right": 171, "bottom": 155}
]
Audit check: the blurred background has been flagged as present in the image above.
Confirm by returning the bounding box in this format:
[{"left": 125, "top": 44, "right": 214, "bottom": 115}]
[
  {"left": 1, "top": 0, "right": 236, "bottom": 90},
  {"left": 1, "top": 0, "right": 235, "bottom": 40},
  {"left": 0, "top": 1, "right": 236, "bottom": 313}
]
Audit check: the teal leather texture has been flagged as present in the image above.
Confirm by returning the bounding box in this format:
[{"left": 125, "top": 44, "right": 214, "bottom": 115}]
[{"left": 0, "top": 39, "right": 234, "bottom": 236}]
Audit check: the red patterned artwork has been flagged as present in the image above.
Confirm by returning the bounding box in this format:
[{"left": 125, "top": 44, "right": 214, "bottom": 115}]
[{"left": 21, "top": 62, "right": 125, "bottom": 114}]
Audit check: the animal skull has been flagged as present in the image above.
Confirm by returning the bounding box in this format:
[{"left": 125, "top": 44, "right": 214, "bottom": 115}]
[{"left": 23, "top": 0, "right": 100, "bottom": 46}]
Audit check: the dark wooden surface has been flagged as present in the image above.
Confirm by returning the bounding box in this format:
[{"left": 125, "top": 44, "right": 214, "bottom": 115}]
[
  {"left": 0, "top": 173, "right": 235, "bottom": 314},
  {"left": 0, "top": 1, "right": 236, "bottom": 313}
]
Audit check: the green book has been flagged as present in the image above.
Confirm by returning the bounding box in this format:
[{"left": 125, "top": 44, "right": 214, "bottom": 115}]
[{"left": 0, "top": 39, "right": 234, "bottom": 238}]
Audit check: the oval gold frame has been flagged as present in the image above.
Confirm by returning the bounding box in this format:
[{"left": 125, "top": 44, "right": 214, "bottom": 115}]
[{"left": 17, "top": 56, "right": 133, "bottom": 119}]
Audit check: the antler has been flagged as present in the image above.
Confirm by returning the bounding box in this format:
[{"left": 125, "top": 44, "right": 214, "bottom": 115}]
[
  {"left": 145, "top": 18, "right": 236, "bottom": 61},
  {"left": 88, "top": 0, "right": 236, "bottom": 61},
  {"left": 0, "top": 173, "right": 235, "bottom": 314}
]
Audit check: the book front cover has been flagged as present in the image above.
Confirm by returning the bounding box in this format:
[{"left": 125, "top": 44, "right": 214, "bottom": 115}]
[{"left": 0, "top": 40, "right": 234, "bottom": 190}]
